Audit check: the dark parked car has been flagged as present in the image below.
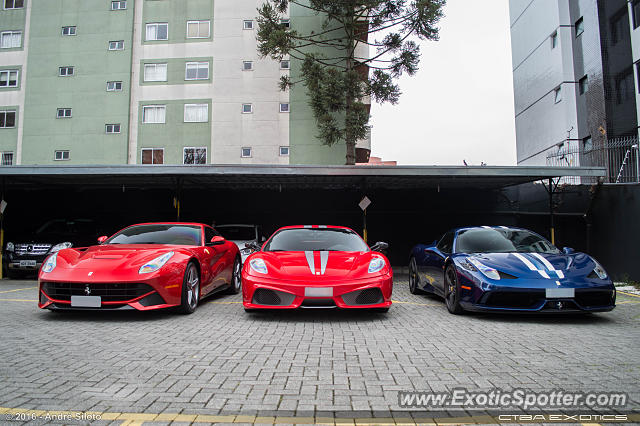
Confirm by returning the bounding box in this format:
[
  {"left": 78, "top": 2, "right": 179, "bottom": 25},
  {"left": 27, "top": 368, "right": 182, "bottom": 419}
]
[{"left": 3, "top": 219, "right": 101, "bottom": 278}]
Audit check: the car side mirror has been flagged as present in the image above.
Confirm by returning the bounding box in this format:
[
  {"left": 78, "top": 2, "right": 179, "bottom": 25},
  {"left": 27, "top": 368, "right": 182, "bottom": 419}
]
[
  {"left": 97, "top": 236, "right": 108, "bottom": 244},
  {"left": 209, "top": 236, "right": 225, "bottom": 245},
  {"left": 563, "top": 247, "right": 575, "bottom": 254},
  {"left": 370, "top": 241, "right": 389, "bottom": 252}
]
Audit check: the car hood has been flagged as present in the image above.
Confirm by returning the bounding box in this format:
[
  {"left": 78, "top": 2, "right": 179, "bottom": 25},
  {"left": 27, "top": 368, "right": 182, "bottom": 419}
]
[
  {"left": 249, "top": 250, "right": 383, "bottom": 280},
  {"left": 461, "top": 252, "right": 598, "bottom": 279},
  {"left": 55, "top": 244, "right": 188, "bottom": 270}
]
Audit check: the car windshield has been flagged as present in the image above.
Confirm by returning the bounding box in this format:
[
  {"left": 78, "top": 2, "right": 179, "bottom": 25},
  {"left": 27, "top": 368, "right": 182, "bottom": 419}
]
[
  {"left": 217, "top": 226, "right": 256, "bottom": 241},
  {"left": 106, "top": 224, "right": 201, "bottom": 246},
  {"left": 264, "top": 228, "right": 369, "bottom": 252},
  {"left": 455, "top": 228, "right": 559, "bottom": 254}
]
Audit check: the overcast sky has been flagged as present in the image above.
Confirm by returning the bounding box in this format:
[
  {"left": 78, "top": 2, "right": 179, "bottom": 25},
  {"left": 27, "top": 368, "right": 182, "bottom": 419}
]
[{"left": 370, "top": 0, "right": 517, "bottom": 166}]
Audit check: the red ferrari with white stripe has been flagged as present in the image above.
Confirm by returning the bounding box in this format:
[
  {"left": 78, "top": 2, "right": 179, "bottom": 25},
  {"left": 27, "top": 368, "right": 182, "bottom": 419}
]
[{"left": 242, "top": 225, "right": 393, "bottom": 311}]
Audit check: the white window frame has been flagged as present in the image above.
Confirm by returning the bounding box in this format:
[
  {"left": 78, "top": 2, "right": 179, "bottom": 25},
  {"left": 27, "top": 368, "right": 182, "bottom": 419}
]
[
  {"left": 105, "top": 124, "right": 121, "bottom": 134},
  {"left": 1, "top": 151, "right": 13, "bottom": 166},
  {"left": 141, "top": 148, "right": 164, "bottom": 165},
  {"left": 111, "top": 1, "right": 126, "bottom": 10},
  {"left": 54, "top": 150, "right": 70, "bottom": 161},
  {"left": 575, "top": 17, "right": 584, "bottom": 37},
  {"left": 279, "top": 103, "right": 290, "bottom": 113},
  {"left": 280, "top": 60, "right": 290, "bottom": 70},
  {"left": 279, "top": 146, "right": 289, "bottom": 156},
  {"left": 59, "top": 66, "right": 74, "bottom": 76},
  {"left": 241, "top": 147, "right": 252, "bottom": 158},
  {"left": 4, "top": 0, "right": 23, "bottom": 10},
  {"left": 0, "top": 31, "right": 22, "bottom": 49},
  {"left": 108, "top": 40, "right": 124, "bottom": 50},
  {"left": 242, "top": 103, "right": 253, "bottom": 114},
  {"left": 183, "top": 103, "right": 209, "bottom": 123},
  {"left": 0, "top": 110, "right": 16, "bottom": 128},
  {"left": 243, "top": 20, "right": 254, "bottom": 30},
  {"left": 56, "top": 108, "right": 72, "bottom": 118},
  {"left": 143, "top": 63, "right": 167, "bottom": 82},
  {"left": 183, "top": 147, "right": 207, "bottom": 165},
  {"left": 579, "top": 75, "right": 588, "bottom": 95},
  {"left": 554, "top": 86, "right": 562, "bottom": 103},
  {"left": 185, "top": 61, "right": 209, "bottom": 80},
  {"left": 146, "top": 23, "right": 168, "bottom": 41},
  {"left": 242, "top": 61, "right": 254, "bottom": 71},
  {"left": 62, "top": 26, "right": 76, "bottom": 36},
  {"left": 186, "top": 20, "right": 210, "bottom": 39},
  {"left": 0, "top": 69, "right": 19, "bottom": 88},
  {"left": 142, "top": 105, "right": 166, "bottom": 124},
  {"left": 106, "top": 81, "right": 123, "bottom": 91},
  {"left": 280, "top": 19, "right": 290, "bottom": 29}
]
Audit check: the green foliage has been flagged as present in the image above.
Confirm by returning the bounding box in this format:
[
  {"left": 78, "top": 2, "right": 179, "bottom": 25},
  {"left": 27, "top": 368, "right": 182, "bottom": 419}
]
[{"left": 257, "top": 0, "right": 445, "bottom": 164}]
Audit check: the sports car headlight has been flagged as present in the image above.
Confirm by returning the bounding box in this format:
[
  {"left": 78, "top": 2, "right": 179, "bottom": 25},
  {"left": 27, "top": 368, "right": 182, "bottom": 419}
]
[
  {"left": 41, "top": 253, "right": 57, "bottom": 273},
  {"left": 467, "top": 258, "right": 500, "bottom": 280},
  {"left": 139, "top": 251, "right": 174, "bottom": 274},
  {"left": 591, "top": 258, "right": 608, "bottom": 279},
  {"left": 249, "top": 258, "right": 268, "bottom": 274},
  {"left": 6, "top": 242, "right": 14, "bottom": 252},
  {"left": 50, "top": 242, "right": 72, "bottom": 253},
  {"left": 368, "top": 256, "right": 386, "bottom": 273}
]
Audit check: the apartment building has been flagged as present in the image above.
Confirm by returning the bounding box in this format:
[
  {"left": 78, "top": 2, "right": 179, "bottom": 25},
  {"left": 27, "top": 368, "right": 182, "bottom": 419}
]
[{"left": 0, "top": 0, "right": 369, "bottom": 166}]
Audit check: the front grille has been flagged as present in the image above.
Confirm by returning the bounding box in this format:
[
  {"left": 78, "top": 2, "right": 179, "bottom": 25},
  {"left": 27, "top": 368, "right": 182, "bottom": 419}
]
[
  {"left": 252, "top": 288, "right": 295, "bottom": 306},
  {"left": 300, "top": 298, "right": 336, "bottom": 308},
  {"left": 41, "top": 282, "right": 154, "bottom": 302},
  {"left": 575, "top": 289, "right": 614, "bottom": 308},
  {"left": 482, "top": 290, "right": 545, "bottom": 309},
  {"left": 15, "top": 243, "right": 51, "bottom": 256},
  {"left": 342, "top": 288, "right": 383, "bottom": 306}
]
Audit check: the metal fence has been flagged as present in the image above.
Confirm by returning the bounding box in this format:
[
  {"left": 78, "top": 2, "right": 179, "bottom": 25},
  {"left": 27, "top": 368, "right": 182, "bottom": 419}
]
[{"left": 546, "top": 136, "right": 640, "bottom": 184}]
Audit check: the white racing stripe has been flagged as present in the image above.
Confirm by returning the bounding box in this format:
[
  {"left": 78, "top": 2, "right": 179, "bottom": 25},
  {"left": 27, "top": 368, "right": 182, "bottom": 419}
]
[
  {"left": 531, "top": 252, "right": 565, "bottom": 279},
  {"left": 320, "top": 251, "right": 328, "bottom": 274},
  {"left": 512, "top": 253, "right": 550, "bottom": 279},
  {"left": 305, "top": 251, "right": 315, "bottom": 274}
]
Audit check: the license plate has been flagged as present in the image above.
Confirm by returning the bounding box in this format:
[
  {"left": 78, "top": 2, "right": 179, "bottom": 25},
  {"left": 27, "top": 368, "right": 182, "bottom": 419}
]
[
  {"left": 305, "top": 287, "right": 333, "bottom": 297},
  {"left": 546, "top": 288, "right": 574, "bottom": 298},
  {"left": 71, "top": 296, "right": 101, "bottom": 307},
  {"left": 19, "top": 260, "right": 37, "bottom": 268}
]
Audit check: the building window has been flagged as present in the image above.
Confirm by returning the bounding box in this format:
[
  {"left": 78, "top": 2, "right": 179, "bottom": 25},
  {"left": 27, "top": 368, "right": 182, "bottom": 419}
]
[
  {"left": 143, "top": 63, "right": 167, "bottom": 81},
  {"left": 142, "top": 105, "right": 166, "bottom": 124},
  {"left": 185, "top": 62, "right": 209, "bottom": 80},
  {"left": 0, "top": 110, "right": 16, "bottom": 128},
  {"left": 187, "top": 20, "right": 210, "bottom": 38},
  {"left": 4, "top": 0, "right": 23, "bottom": 9},
  {"left": 105, "top": 124, "right": 121, "bottom": 134},
  {"left": 108, "top": 40, "right": 124, "bottom": 50},
  {"left": 0, "top": 70, "right": 18, "bottom": 88},
  {"left": 1, "top": 152, "right": 13, "bottom": 165},
  {"left": 107, "top": 81, "right": 123, "bottom": 91},
  {"left": 554, "top": 86, "right": 562, "bottom": 103},
  {"left": 578, "top": 75, "right": 588, "bottom": 95},
  {"left": 280, "top": 19, "right": 290, "bottom": 29},
  {"left": 111, "top": 1, "right": 126, "bottom": 10},
  {"left": 280, "top": 60, "right": 290, "bottom": 70},
  {"left": 0, "top": 31, "right": 21, "bottom": 48},
  {"left": 146, "top": 23, "right": 168, "bottom": 41},
  {"left": 183, "top": 147, "right": 207, "bottom": 164},
  {"left": 56, "top": 108, "right": 72, "bottom": 118},
  {"left": 59, "top": 66, "right": 74, "bottom": 76},
  {"left": 550, "top": 31, "right": 557, "bottom": 49},
  {"left": 610, "top": 12, "right": 628, "bottom": 45},
  {"left": 634, "top": 0, "right": 640, "bottom": 29},
  {"left": 54, "top": 150, "right": 70, "bottom": 161},
  {"left": 184, "top": 104, "right": 208, "bottom": 122},
  {"left": 279, "top": 103, "right": 290, "bottom": 113},
  {"left": 243, "top": 20, "right": 254, "bottom": 30},
  {"left": 243, "top": 61, "right": 253, "bottom": 71},
  {"left": 141, "top": 148, "right": 164, "bottom": 164},
  {"left": 241, "top": 147, "right": 252, "bottom": 158},
  {"left": 62, "top": 26, "right": 76, "bottom": 36},
  {"left": 575, "top": 17, "right": 584, "bottom": 37},
  {"left": 582, "top": 136, "right": 593, "bottom": 152},
  {"left": 279, "top": 146, "right": 289, "bottom": 156},
  {"left": 242, "top": 103, "right": 253, "bottom": 114},
  {"left": 615, "top": 71, "right": 634, "bottom": 104}
]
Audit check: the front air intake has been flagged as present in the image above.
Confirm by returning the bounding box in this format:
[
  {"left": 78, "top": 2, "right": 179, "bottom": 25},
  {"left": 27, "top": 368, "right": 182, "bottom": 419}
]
[{"left": 341, "top": 288, "right": 383, "bottom": 306}]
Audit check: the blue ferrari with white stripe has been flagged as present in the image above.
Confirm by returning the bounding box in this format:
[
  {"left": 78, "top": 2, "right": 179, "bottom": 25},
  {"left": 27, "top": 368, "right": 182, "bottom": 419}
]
[{"left": 409, "top": 226, "right": 615, "bottom": 314}]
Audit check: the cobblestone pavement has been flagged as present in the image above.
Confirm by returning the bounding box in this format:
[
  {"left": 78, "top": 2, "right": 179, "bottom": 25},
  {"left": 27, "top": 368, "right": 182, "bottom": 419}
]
[{"left": 0, "top": 277, "right": 639, "bottom": 425}]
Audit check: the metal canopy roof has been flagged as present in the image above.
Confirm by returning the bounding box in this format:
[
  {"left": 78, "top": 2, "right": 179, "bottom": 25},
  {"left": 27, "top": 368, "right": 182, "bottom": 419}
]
[{"left": 0, "top": 164, "right": 606, "bottom": 190}]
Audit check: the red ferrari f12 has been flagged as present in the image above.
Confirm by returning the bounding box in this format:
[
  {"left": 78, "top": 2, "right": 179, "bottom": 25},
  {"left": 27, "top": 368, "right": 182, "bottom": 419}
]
[
  {"left": 242, "top": 225, "right": 393, "bottom": 311},
  {"left": 38, "top": 223, "right": 241, "bottom": 313}
]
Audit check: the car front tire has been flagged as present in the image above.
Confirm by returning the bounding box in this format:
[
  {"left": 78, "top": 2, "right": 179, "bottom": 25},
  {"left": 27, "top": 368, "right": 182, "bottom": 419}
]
[
  {"left": 444, "top": 264, "right": 464, "bottom": 315},
  {"left": 178, "top": 262, "right": 200, "bottom": 314}
]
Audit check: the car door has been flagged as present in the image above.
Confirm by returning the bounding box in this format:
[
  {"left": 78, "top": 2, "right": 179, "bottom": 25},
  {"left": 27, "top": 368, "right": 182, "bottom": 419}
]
[
  {"left": 425, "top": 231, "right": 454, "bottom": 295},
  {"left": 202, "top": 226, "right": 227, "bottom": 293}
]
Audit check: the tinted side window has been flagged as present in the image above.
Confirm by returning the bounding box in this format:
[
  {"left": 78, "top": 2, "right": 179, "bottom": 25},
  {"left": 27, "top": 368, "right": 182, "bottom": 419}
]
[
  {"left": 204, "top": 227, "right": 217, "bottom": 245},
  {"left": 437, "top": 231, "right": 455, "bottom": 254}
]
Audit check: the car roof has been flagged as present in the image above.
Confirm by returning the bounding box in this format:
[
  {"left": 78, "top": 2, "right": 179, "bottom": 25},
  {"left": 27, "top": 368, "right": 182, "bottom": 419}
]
[
  {"left": 276, "top": 225, "right": 355, "bottom": 231},
  {"left": 452, "top": 226, "right": 537, "bottom": 234},
  {"left": 128, "top": 222, "right": 206, "bottom": 227}
]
